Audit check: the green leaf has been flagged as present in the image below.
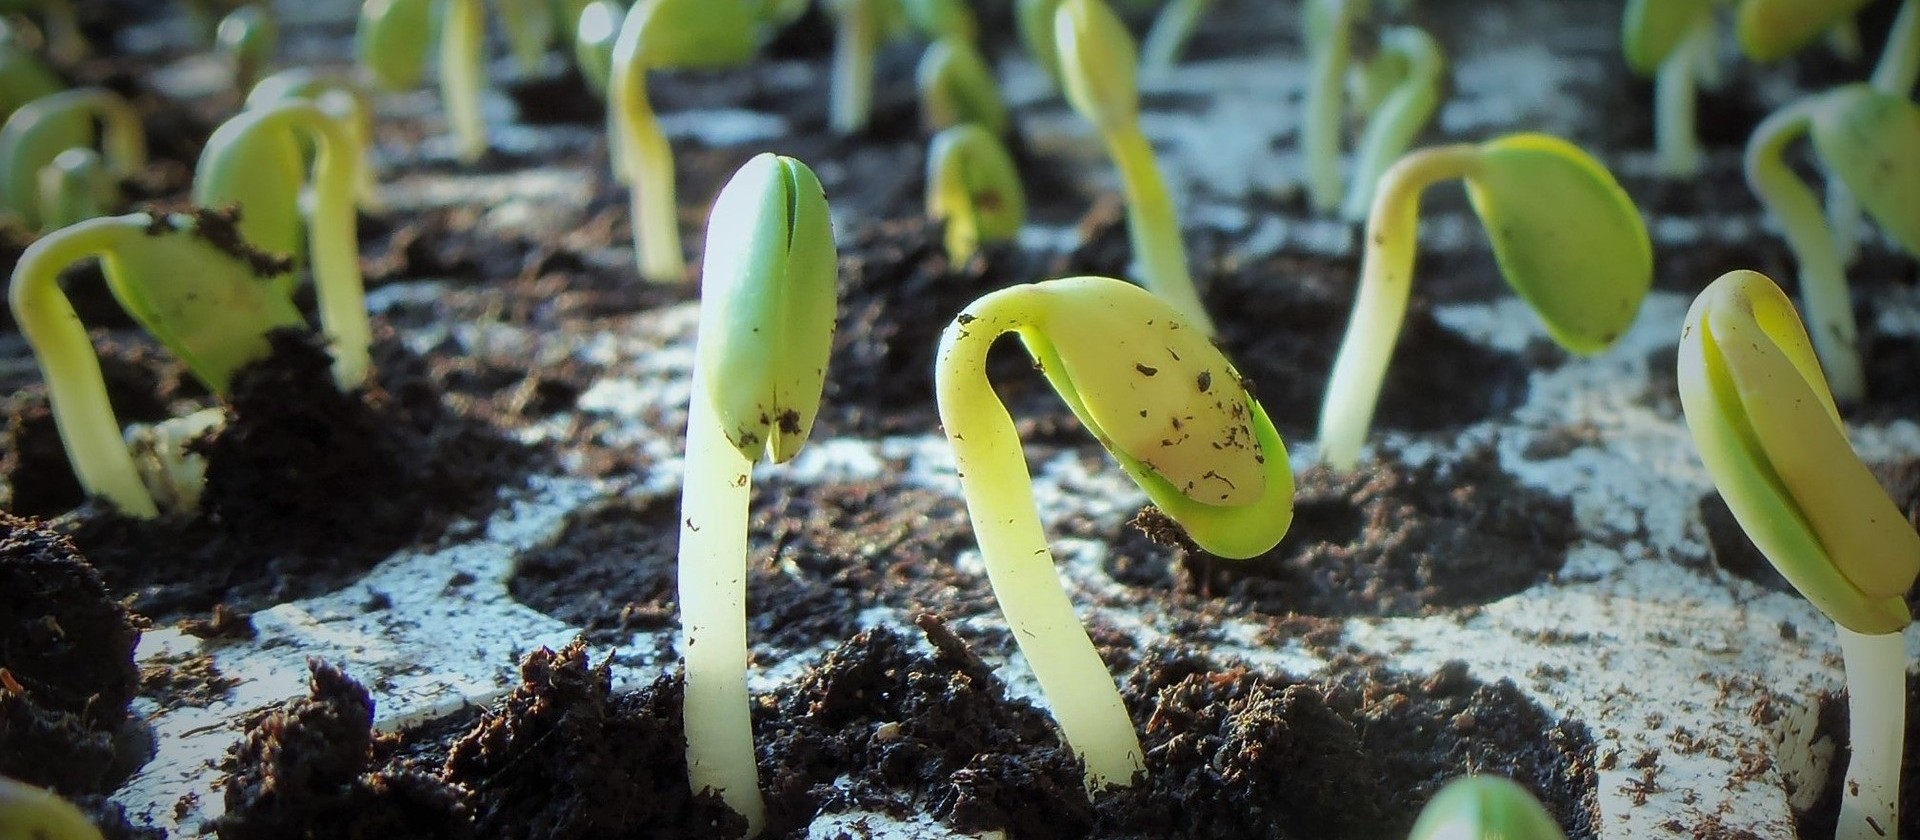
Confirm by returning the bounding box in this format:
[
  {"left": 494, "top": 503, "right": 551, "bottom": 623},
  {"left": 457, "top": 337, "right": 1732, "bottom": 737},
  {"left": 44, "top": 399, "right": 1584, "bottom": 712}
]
[
  {"left": 1809, "top": 85, "right": 1920, "bottom": 257},
  {"left": 1018, "top": 276, "right": 1293, "bottom": 559},
  {"left": 696, "top": 154, "right": 838, "bottom": 463},
  {"left": 626, "top": 0, "right": 760, "bottom": 69},
  {"left": 1737, "top": 0, "right": 1871, "bottom": 62},
  {"left": 1622, "top": 0, "right": 1711, "bottom": 75},
  {"left": 356, "top": 0, "right": 433, "bottom": 91},
  {"left": 926, "top": 123, "right": 1027, "bottom": 259},
  {"left": 0, "top": 92, "right": 96, "bottom": 229},
  {"left": 1408, "top": 776, "right": 1568, "bottom": 840},
  {"left": 1464, "top": 133, "right": 1651, "bottom": 355},
  {"left": 1677, "top": 270, "right": 1917, "bottom": 634},
  {"left": 192, "top": 106, "right": 307, "bottom": 288},
  {"left": 917, "top": 37, "right": 1008, "bottom": 135},
  {"left": 103, "top": 212, "right": 305, "bottom": 393}
]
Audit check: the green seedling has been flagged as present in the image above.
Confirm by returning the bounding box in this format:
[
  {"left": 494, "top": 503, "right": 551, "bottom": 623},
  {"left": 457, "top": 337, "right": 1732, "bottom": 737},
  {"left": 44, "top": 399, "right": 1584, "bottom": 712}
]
[
  {"left": 1319, "top": 133, "right": 1650, "bottom": 470},
  {"left": 247, "top": 68, "right": 383, "bottom": 211},
  {"left": 677, "top": 154, "right": 836, "bottom": 837},
  {"left": 917, "top": 36, "right": 1007, "bottom": 135},
  {"left": 0, "top": 0, "right": 82, "bottom": 63},
  {"left": 1016, "top": 0, "right": 1064, "bottom": 85},
  {"left": 1677, "top": 269, "right": 1920, "bottom": 840},
  {"left": 610, "top": 0, "right": 762, "bottom": 283},
  {"left": 0, "top": 776, "right": 104, "bottom": 840},
  {"left": 937, "top": 276, "right": 1294, "bottom": 790},
  {"left": 572, "top": 0, "right": 622, "bottom": 97},
  {"left": 926, "top": 123, "right": 1026, "bottom": 263},
  {"left": 1140, "top": 0, "right": 1216, "bottom": 77},
  {"left": 194, "top": 99, "right": 372, "bottom": 388},
  {"left": 1827, "top": 0, "right": 1918, "bottom": 268},
  {"left": 0, "top": 87, "right": 144, "bottom": 232},
  {"left": 8, "top": 211, "right": 303, "bottom": 517},
  {"left": 500, "top": 0, "right": 556, "bottom": 75},
  {"left": 1407, "top": 776, "right": 1568, "bottom": 840},
  {"left": 902, "top": 0, "right": 976, "bottom": 41},
  {"left": 1302, "top": 0, "right": 1366, "bottom": 214},
  {"left": 1055, "top": 0, "right": 1215, "bottom": 335},
  {"left": 1743, "top": 84, "right": 1920, "bottom": 405},
  {"left": 1339, "top": 25, "right": 1442, "bottom": 221},
  {"left": 826, "top": 0, "right": 906, "bottom": 134},
  {"left": 35, "top": 146, "right": 111, "bottom": 229},
  {"left": 355, "top": 0, "right": 488, "bottom": 162},
  {"left": 0, "top": 41, "right": 63, "bottom": 125},
  {"left": 215, "top": 4, "right": 277, "bottom": 93},
  {"left": 1737, "top": 0, "right": 1871, "bottom": 62},
  {"left": 1622, "top": 0, "right": 1713, "bottom": 177}
]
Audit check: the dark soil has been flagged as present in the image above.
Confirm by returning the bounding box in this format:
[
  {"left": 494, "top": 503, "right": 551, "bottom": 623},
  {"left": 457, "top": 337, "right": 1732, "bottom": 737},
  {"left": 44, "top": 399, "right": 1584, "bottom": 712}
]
[
  {"left": 0, "top": 513, "right": 145, "bottom": 795},
  {"left": 1107, "top": 445, "right": 1576, "bottom": 617},
  {"left": 221, "top": 623, "right": 1596, "bottom": 839},
  {"left": 12, "top": 328, "right": 531, "bottom": 621},
  {"left": 1797, "top": 671, "right": 1920, "bottom": 840}
]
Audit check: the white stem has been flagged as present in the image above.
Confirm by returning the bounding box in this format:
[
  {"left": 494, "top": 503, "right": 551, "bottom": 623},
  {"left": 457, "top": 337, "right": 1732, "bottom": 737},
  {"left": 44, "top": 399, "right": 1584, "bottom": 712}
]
[
  {"left": 1654, "top": 13, "right": 1707, "bottom": 178},
  {"left": 1836, "top": 624, "right": 1906, "bottom": 840},
  {"left": 677, "top": 372, "right": 767, "bottom": 835},
  {"left": 440, "top": 0, "right": 488, "bottom": 162},
  {"left": 831, "top": 0, "right": 877, "bottom": 135}
]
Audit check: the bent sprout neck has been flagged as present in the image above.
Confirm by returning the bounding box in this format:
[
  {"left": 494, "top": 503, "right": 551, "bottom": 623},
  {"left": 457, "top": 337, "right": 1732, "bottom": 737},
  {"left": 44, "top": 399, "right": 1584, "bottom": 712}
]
[{"left": 1340, "top": 26, "right": 1445, "bottom": 221}]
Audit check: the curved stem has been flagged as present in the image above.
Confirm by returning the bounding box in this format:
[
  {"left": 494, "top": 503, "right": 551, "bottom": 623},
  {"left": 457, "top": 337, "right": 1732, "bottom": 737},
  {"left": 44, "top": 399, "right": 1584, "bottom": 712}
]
[
  {"left": 1340, "top": 27, "right": 1442, "bottom": 221},
  {"left": 678, "top": 372, "right": 767, "bottom": 836},
  {"left": 831, "top": 0, "right": 878, "bottom": 135},
  {"left": 1654, "top": 9, "right": 1709, "bottom": 177},
  {"left": 1317, "top": 143, "right": 1477, "bottom": 471},
  {"left": 293, "top": 108, "right": 373, "bottom": 388},
  {"left": 1835, "top": 624, "right": 1906, "bottom": 840},
  {"left": 1105, "top": 123, "right": 1214, "bottom": 336},
  {"left": 1302, "top": 0, "right": 1354, "bottom": 214},
  {"left": 7, "top": 217, "right": 158, "bottom": 518},
  {"left": 1139, "top": 0, "right": 1215, "bottom": 77},
  {"left": 614, "top": 71, "right": 685, "bottom": 282},
  {"left": 88, "top": 91, "right": 149, "bottom": 179},
  {"left": 1871, "top": 0, "right": 1920, "bottom": 95},
  {"left": 935, "top": 296, "right": 1145, "bottom": 791},
  {"left": 440, "top": 0, "right": 488, "bottom": 163},
  {"left": 1745, "top": 101, "right": 1865, "bottom": 404}
]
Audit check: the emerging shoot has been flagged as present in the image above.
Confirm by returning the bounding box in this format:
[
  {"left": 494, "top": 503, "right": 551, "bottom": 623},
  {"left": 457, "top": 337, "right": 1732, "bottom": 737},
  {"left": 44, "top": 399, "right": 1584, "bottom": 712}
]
[
  {"left": 1622, "top": 0, "right": 1714, "bottom": 177},
  {"left": 1743, "top": 84, "right": 1920, "bottom": 404},
  {"left": 925, "top": 123, "right": 1026, "bottom": 263},
  {"left": 1339, "top": 25, "right": 1443, "bottom": 222},
  {"left": 936, "top": 276, "right": 1294, "bottom": 790},
  {"left": 1015, "top": 0, "right": 1064, "bottom": 86},
  {"left": 916, "top": 36, "right": 1008, "bottom": 135},
  {"left": 0, "top": 40, "right": 64, "bottom": 123},
  {"left": 1055, "top": 0, "right": 1215, "bottom": 335},
  {"left": 1737, "top": 0, "right": 1872, "bottom": 62},
  {"left": 1407, "top": 776, "right": 1569, "bottom": 840},
  {"left": 825, "top": 0, "right": 904, "bottom": 134},
  {"left": 35, "top": 147, "right": 112, "bottom": 230},
  {"left": 677, "top": 154, "right": 836, "bottom": 836},
  {"left": 0, "top": 87, "right": 146, "bottom": 232},
  {"left": 215, "top": 4, "right": 277, "bottom": 93},
  {"left": 902, "top": 0, "right": 976, "bottom": 42},
  {"left": 1302, "top": 0, "right": 1365, "bottom": 214},
  {"left": 573, "top": 0, "right": 623, "bottom": 98},
  {"left": 1319, "top": 133, "right": 1650, "bottom": 470},
  {"left": 1140, "top": 0, "right": 1217, "bottom": 77},
  {"left": 1677, "top": 269, "right": 1920, "bottom": 840},
  {"left": 498, "top": 0, "right": 556, "bottom": 75},
  {"left": 194, "top": 100, "right": 373, "bottom": 388},
  {"left": 7, "top": 211, "right": 304, "bottom": 517},
  {"left": 355, "top": 0, "right": 488, "bottom": 162},
  {"left": 609, "top": 0, "right": 762, "bottom": 282},
  {"left": 246, "top": 68, "right": 383, "bottom": 211}
]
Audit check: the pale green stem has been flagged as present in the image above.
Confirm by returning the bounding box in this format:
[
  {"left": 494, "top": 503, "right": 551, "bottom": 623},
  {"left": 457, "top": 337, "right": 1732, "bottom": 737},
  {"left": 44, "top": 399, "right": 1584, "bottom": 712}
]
[
  {"left": 7, "top": 217, "right": 158, "bottom": 517},
  {"left": 1835, "top": 624, "right": 1906, "bottom": 840},
  {"left": 1871, "top": 0, "right": 1920, "bottom": 95},
  {"left": 831, "top": 0, "right": 878, "bottom": 135},
  {"left": 931, "top": 156, "right": 981, "bottom": 263},
  {"left": 1302, "top": 0, "right": 1353, "bottom": 214},
  {"left": 1340, "top": 27, "right": 1442, "bottom": 221},
  {"left": 299, "top": 111, "right": 372, "bottom": 388},
  {"left": 90, "top": 92, "right": 148, "bottom": 180},
  {"left": 677, "top": 371, "right": 768, "bottom": 836},
  {"left": 440, "top": 0, "right": 488, "bottom": 163},
  {"left": 1654, "top": 9, "right": 1709, "bottom": 178},
  {"left": 1827, "top": 167, "right": 1864, "bottom": 268},
  {"left": 612, "top": 70, "right": 685, "bottom": 282},
  {"left": 936, "top": 297, "right": 1145, "bottom": 791},
  {"left": 1139, "top": 0, "right": 1216, "bottom": 77},
  {"left": 1105, "top": 123, "right": 1214, "bottom": 336},
  {"left": 1745, "top": 102, "right": 1865, "bottom": 404},
  {"left": 1318, "top": 143, "right": 1477, "bottom": 471}
]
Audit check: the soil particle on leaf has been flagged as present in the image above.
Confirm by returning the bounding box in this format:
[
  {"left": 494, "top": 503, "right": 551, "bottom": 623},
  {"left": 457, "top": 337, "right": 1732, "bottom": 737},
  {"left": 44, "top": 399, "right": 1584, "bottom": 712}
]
[
  {"left": 512, "top": 478, "right": 986, "bottom": 651},
  {"left": 215, "top": 659, "right": 469, "bottom": 840},
  {"left": 757, "top": 619, "right": 1091, "bottom": 839},
  {"left": 1108, "top": 445, "right": 1576, "bottom": 617},
  {"left": 1097, "top": 651, "right": 1599, "bottom": 839},
  {"left": 444, "top": 640, "right": 746, "bottom": 840},
  {"left": 49, "top": 328, "right": 531, "bottom": 621},
  {"left": 0, "top": 512, "right": 144, "bottom": 795}
]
